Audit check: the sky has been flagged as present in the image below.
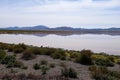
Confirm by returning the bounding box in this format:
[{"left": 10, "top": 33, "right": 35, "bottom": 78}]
[{"left": 0, "top": 0, "right": 120, "bottom": 28}]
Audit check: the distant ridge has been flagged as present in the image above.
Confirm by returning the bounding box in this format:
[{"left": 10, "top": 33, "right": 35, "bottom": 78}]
[
  {"left": 1, "top": 25, "right": 49, "bottom": 30},
  {"left": 0, "top": 25, "right": 120, "bottom": 31}
]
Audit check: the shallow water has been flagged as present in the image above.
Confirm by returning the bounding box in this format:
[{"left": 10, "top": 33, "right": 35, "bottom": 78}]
[{"left": 0, "top": 34, "right": 120, "bottom": 55}]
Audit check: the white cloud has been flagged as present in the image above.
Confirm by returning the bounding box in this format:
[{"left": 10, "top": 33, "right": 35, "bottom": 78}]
[{"left": 0, "top": 0, "right": 120, "bottom": 28}]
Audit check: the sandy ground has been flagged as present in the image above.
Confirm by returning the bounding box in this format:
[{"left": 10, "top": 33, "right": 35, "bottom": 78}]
[
  {"left": 0, "top": 51, "right": 120, "bottom": 80},
  {"left": 0, "top": 51, "right": 93, "bottom": 80}
]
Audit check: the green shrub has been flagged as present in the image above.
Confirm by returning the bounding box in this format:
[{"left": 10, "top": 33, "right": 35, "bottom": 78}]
[
  {"left": 1, "top": 55, "right": 25, "bottom": 68},
  {"left": 61, "top": 67, "right": 77, "bottom": 78},
  {"left": 21, "top": 49, "right": 36, "bottom": 60},
  {"left": 33, "top": 63, "right": 41, "bottom": 70},
  {"left": 108, "top": 71, "right": 120, "bottom": 79},
  {"left": 2, "top": 55, "right": 16, "bottom": 68},
  {"left": 41, "top": 65, "right": 50, "bottom": 75},
  {"left": 2, "top": 55, "right": 16, "bottom": 64},
  {"left": 7, "top": 62, "right": 14, "bottom": 68},
  {"left": 0, "top": 49, "right": 6, "bottom": 62},
  {"left": 95, "top": 59, "right": 114, "bottom": 67}
]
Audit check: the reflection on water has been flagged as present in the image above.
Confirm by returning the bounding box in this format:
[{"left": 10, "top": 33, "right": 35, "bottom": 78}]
[{"left": 0, "top": 34, "right": 120, "bottom": 55}]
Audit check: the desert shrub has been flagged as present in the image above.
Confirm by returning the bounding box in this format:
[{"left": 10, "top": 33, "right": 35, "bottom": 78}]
[
  {"left": 80, "top": 49, "right": 93, "bottom": 56},
  {"left": 95, "top": 59, "right": 114, "bottom": 67},
  {"left": 61, "top": 67, "right": 77, "bottom": 78},
  {"left": 7, "top": 62, "right": 15, "bottom": 68},
  {"left": 91, "top": 54, "right": 107, "bottom": 61},
  {"left": 108, "top": 71, "right": 120, "bottom": 79},
  {"left": 41, "top": 65, "right": 50, "bottom": 75},
  {"left": 22, "top": 66, "right": 28, "bottom": 69},
  {"left": 61, "top": 68, "right": 69, "bottom": 78},
  {"left": 89, "top": 66, "right": 109, "bottom": 80},
  {"left": 75, "top": 52, "right": 93, "bottom": 65},
  {"left": 7, "top": 45, "right": 14, "bottom": 52},
  {"left": 69, "top": 52, "right": 79, "bottom": 58},
  {"left": 59, "top": 62, "right": 66, "bottom": 68},
  {"left": 14, "top": 60, "right": 24, "bottom": 68},
  {"left": 49, "top": 63, "right": 55, "bottom": 68},
  {"left": 89, "top": 65, "right": 97, "bottom": 72},
  {"left": 108, "top": 56, "right": 115, "bottom": 62},
  {"left": 0, "top": 43, "right": 8, "bottom": 50},
  {"left": 27, "top": 73, "right": 37, "bottom": 79},
  {"left": 21, "top": 49, "right": 36, "bottom": 60},
  {"left": 17, "top": 43, "right": 27, "bottom": 50},
  {"left": 51, "top": 52, "right": 61, "bottom": 59},
  {"left": 115, "top": 59, "right": 120, "bottom": 65},
  {"left": 0, "top": 49, "right": 6, "bottom": 62},
  {"left": 14, "top": 47, "right": 24, "bottom": 53},
  {"left": 10, "top": 68, "right": 18, "bottom": 73},
  {"left": 89, "top": 65, "right": 120, "bottom": 80},
  {"left": 40, "top": 60, "right": 48, "bottom": 65},
  {"left": 2, "top": 74, "right": 13, "bottom": 80},
  {"left": 29, "top": 47, "right": 41, "bottom": 55},
  {"left": 45, "top": 48, "right": 56, "bottom": 55},
  {"left": 51, "top": 49, "right": 66, "bottom": 59},
  {"left": 60, "top": 56, "right": 66, "bottom": 60},
  {"left": 40, "top": 48, "right": 56, "bottom": 56},
  {"left": 69, "top": 68, "right": 78, "bottom": 78},
  {"left": 33, "top": 63, "right": 41, "bottom": 70},
  {"left": 13, "top": 43, "right": 27, "bottom": 53},
  {"left": 17, "top": 73, "right": 27, "bottom": 80}
]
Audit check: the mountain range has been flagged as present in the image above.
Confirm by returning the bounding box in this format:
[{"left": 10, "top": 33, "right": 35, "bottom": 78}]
[{"left": 0, "top": 25, "right": 120, "bottom": 31}]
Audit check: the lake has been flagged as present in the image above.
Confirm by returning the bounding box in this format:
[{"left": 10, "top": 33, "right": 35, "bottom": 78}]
[{"left": 0, "top": 34, "right": 120, "bottom": 55}]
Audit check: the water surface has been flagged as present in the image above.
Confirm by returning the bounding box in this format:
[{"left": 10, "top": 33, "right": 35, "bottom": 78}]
[{"left": 0, "top": 34, "right": 120, "bottom": 55}]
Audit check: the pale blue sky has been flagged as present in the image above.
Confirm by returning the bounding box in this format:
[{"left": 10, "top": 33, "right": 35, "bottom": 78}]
[{"left": 0, "top": 0, "right": 120, "bottom": 28}]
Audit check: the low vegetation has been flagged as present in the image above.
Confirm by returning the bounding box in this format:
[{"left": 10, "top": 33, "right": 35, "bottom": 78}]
[
  {"left": 0, "top": 42, "right": 120, "bottom": 80},
  {"left": 75, "top": 49, "right": 93, "bottom": 65},
  {"left": 89, "top": 65, "right": 120, "bottom": 80},
  {"left": 21, "top": 48, "right": 36, "bottom": 60},
  {"left": 61, "top": 67, "right": 78, "bottom": 78},
  {"left": 0, "top": 49, "right": 6, "bottom": 62}
]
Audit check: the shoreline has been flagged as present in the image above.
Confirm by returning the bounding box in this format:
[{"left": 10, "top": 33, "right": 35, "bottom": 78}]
[{"left": 0, "top": 30, "right": 120, "bottom": 36}]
